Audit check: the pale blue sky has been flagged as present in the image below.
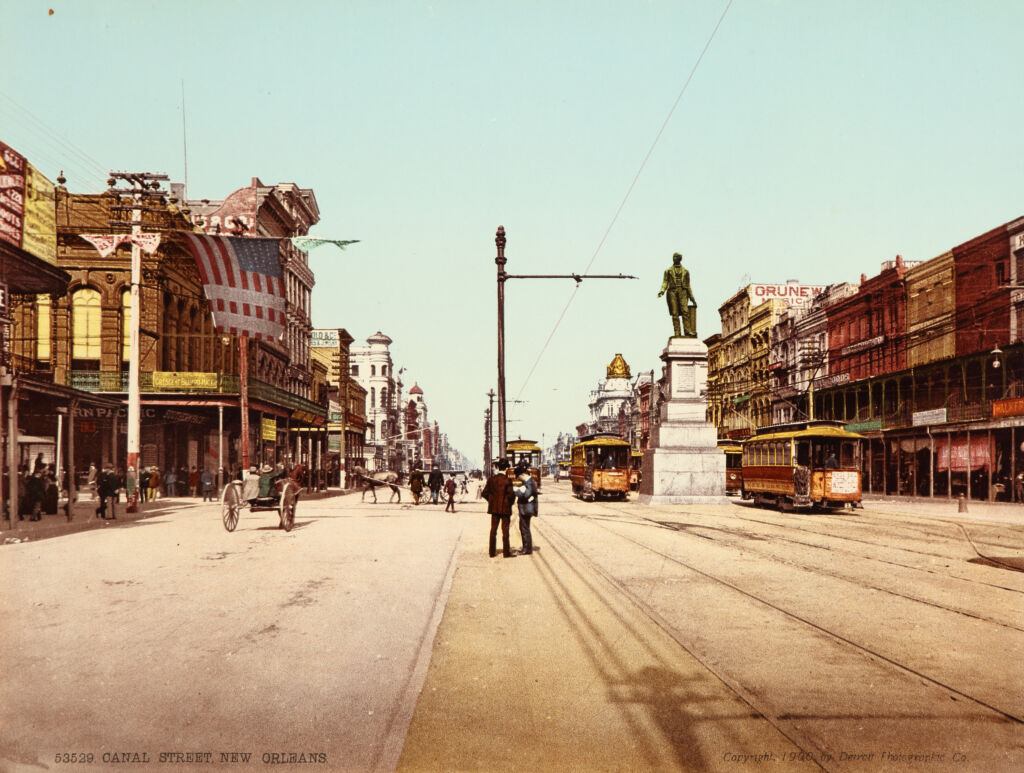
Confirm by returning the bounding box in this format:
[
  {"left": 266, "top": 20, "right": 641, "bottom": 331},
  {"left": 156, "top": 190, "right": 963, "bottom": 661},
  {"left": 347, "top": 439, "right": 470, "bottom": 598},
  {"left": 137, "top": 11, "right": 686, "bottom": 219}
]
[{"left": 3, "top": 1, "right": 1023, "bottom": 465}]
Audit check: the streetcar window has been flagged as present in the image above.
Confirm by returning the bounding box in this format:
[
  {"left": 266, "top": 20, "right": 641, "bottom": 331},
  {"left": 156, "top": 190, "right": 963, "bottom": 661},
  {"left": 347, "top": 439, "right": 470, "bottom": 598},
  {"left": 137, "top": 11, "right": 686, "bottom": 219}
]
[
  {"left": 783, "top": 442, "right": 792, "bottom": 466},
  {"left": 796, "top": 441, "right": 810, "bottom": 466},
  {"left": 840, "top": 441, "right": 858, "bottom": 467}
]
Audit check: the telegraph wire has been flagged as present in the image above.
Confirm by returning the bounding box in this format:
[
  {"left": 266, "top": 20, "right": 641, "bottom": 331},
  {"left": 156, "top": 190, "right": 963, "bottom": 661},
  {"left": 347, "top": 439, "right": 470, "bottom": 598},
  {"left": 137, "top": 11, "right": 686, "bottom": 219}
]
[{"left": 513, "top": 0, "right": 735, "bottom": 403}]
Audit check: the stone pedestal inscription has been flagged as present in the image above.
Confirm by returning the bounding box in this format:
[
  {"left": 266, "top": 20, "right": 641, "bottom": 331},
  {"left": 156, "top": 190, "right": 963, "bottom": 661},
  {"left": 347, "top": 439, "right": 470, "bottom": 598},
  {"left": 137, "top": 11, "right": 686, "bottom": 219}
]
[{"left": 637, "top": 337, "right": 727, "bottom": 505}]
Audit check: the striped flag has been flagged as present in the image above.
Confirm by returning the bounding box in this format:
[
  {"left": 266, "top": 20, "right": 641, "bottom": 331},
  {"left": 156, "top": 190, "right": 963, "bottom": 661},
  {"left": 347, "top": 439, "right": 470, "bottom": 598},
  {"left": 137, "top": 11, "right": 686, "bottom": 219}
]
[{"left": 182, "top": 234, "right": 286, "bottom": 341}]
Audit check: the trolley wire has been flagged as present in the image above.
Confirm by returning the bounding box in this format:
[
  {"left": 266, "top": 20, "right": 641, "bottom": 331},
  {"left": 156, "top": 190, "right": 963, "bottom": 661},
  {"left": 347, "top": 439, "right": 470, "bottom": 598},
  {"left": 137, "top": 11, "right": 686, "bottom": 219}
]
[{"left": 512, "top": 0, "right": 735, "bottom": 403}]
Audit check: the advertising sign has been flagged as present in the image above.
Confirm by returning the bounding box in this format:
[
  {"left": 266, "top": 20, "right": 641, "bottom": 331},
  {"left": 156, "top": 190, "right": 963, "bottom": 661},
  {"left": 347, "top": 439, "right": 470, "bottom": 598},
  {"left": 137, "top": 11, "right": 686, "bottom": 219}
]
[
  {"left": 261, "top": 417, "right": 277, "bottom": 441},
  {"left": 22, "top": 163, "right": 56, "bottom": 264},
  {"left": 0, "top": 140, "right": 26, "bottom": 250},
  {"left": 151, "top": 371, "right": 220, "bottom": 390},
  {"left": 992, "top": 398, "right": 1024, "bottom": 419},
  {"left": 749, "top": 283, "right": 825, "bottom": 308},
  {"left": 311, "top": 329, "right": 339, "bottom": 348},
  {"left": 912, "top": 408, "right": 948, "bottom": 426}
]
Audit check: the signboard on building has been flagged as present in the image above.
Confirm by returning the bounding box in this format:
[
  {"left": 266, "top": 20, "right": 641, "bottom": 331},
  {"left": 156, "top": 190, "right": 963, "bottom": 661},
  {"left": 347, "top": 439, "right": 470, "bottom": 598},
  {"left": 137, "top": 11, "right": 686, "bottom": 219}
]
[
  {"left": 151, "top": 371, "right": 220, "bottom": 390},
  {"left": 261, "top": 417, "right": 277, "bottom": 441},
  {"left": 311, "top": 329, "right": 339, "bottom": 348},
  {"left": 992, "top": 398, "right": 1024, "bottom": 419},
  {"left": 0, "top": 140, "right": 26, "bottom": 250},
  {"left": 749, "top": 283, "right": 825, "bottom": 308},
  {"left": 913, "top": 408, "right": 948, "bottom": 426},
  {"left": 22, "top": 163, "right": 56, "bottom": 264},
  {"left": 845, "top": 419, "right": 883, "bottom": 433}
]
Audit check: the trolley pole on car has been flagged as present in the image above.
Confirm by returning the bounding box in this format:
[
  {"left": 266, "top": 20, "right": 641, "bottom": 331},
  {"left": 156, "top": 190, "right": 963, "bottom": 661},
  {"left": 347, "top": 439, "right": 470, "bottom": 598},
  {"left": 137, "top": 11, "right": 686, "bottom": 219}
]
[{"left": 493, "top": 225, "right": 637, "bottom": 461}]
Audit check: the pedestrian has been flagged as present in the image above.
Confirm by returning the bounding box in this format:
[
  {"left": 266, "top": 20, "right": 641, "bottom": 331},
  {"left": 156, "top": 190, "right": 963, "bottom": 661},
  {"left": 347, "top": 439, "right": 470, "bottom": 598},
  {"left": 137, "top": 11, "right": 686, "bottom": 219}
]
[
  {"left": 149, "top": 467, "right": 160, "bottom": 500},
  {"left": 87, "top": 462, "right": 98, "bottom": 501},
  {"left": 410, "top": 468, "right": 424, "bottom": 505},
  {"left": 164, "top": 468, "right": 177, "bottom": 497},
  {"left": 125, "top": 466, "right": 137, "bottom": 504},
  {"left": 482, "top": 459, "right": 515, "bottom": 557},
  {"left": 428, "top": 465, "right": 444, "bottom": 505},
  {"left": 189, "top": 466, "right": 200, "bottom": 497},
  {"left": 96, "top": 467, "right": 119, "bottom": 520},
  {"left": 513, "top": 468, "right": 539, "bottom": 555},
  {"left": 444, "top": 474, "right": 457, "bottom": 513},
  {"left": 33, "top": 452, "right": 46, "bottom": 474},
  {"left": 200, "top": 468, "right": 215, "bottom": 501}
]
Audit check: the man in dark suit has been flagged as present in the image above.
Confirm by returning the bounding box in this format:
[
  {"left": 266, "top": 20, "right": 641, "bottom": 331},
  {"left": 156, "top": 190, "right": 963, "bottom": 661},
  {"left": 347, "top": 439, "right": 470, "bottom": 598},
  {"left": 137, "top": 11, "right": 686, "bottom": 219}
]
[{"left": 482, "top": 459, "right": 515, "bottom": 557}]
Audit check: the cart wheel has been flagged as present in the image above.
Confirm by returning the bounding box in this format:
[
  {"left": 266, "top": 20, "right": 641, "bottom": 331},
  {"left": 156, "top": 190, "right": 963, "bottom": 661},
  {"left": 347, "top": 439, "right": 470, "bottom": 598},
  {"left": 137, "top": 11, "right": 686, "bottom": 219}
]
[
  {"left": 280, "top": 482, "right": 297, "bottom": 532},
  {"left": 222, "top": 483, "right": 241, "bottom": 532}
]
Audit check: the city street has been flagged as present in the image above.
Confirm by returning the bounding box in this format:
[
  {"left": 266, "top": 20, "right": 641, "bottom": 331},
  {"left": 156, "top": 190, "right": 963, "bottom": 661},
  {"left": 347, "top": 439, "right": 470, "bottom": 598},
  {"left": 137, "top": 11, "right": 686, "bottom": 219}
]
[{"left": 2, "top": 483, "right": 1023, "bottom": 772}]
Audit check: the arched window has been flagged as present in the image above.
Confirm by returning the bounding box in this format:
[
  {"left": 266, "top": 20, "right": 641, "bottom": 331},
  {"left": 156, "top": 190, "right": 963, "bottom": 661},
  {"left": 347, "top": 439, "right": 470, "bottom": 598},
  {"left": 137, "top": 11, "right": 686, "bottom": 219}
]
[
  {"left": 371, "top": 364, "right": 376, "bottom": 377},
  {"left": 121, "top": 290, "right": 131, "bottom": 366},
  {"left": 370, "top": 387, "right": 375, "bottom": 408},
  {"left": 380, "top": 387, "right": 387, "bottom": 409},
  {"left": 36, "top": 295, "right": 51, "bottom": 365},
  {"left": 72, "top": 287, "right": 101, "bottom": 369}
]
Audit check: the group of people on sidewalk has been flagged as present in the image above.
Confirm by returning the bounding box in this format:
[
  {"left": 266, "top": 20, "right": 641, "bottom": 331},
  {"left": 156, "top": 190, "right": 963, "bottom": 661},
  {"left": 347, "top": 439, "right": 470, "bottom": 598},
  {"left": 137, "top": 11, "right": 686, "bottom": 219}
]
[{"left": 481, "top": 459, "right": 538, "bottom": 558}]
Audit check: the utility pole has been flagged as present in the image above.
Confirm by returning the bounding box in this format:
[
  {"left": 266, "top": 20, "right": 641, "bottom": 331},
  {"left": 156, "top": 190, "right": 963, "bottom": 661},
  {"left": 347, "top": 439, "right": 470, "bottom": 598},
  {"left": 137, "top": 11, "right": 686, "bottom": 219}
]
[
  {"left": 484, "top": 389, "right": 495, "bottom": 477},
  {"left": 108, "top": 171, "right": 168, "bottom": 513},
  {"left": 493, "top": 225, "right": 637, "bottom": 457}
]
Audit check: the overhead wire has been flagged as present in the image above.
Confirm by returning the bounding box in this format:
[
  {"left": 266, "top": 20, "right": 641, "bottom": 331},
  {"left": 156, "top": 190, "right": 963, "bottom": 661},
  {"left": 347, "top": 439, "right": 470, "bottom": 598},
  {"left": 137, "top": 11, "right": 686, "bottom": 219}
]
[{"left": 512, "top": 0, "right": 735, "bottom": 403}]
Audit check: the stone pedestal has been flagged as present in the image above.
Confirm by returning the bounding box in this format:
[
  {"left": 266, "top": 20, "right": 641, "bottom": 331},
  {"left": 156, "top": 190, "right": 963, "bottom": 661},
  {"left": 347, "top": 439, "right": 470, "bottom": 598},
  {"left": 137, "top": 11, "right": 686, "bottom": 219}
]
[{"left": 637, "top": 337, "right": 727, "bottom": 505}]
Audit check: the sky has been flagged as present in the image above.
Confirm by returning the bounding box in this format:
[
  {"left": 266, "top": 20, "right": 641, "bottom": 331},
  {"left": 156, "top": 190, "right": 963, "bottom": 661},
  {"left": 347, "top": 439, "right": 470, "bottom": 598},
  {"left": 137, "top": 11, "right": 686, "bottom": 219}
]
[{"left": 3, "top": 1, "right": 1023, "bottom": 467}]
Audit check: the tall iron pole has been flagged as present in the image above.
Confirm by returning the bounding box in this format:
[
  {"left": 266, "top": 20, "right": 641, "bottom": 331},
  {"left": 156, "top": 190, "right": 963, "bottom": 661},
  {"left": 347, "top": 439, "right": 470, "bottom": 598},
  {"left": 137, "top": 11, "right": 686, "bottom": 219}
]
[
  {"left": 495, "top": 227, "right": 507, "bottom": 462},
  {"left": 491, "top": 225, "right": 636, "bottom": 468},
  {"left": 108, "top": 171, "right": 167, "bottom": 513}
]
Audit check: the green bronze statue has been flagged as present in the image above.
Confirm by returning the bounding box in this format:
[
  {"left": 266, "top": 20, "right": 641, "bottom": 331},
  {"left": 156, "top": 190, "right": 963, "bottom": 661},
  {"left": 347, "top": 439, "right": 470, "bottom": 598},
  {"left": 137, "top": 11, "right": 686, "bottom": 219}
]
[{"left": 658, "top": 252, "right": 697, "bottom": 338}]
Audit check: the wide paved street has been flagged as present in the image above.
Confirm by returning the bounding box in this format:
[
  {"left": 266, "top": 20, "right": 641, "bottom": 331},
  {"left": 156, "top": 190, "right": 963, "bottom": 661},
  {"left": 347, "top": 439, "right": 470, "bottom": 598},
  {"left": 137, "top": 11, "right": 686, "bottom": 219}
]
[{"left": 2, "top": 483, "right": 1023, "bottom": 772}]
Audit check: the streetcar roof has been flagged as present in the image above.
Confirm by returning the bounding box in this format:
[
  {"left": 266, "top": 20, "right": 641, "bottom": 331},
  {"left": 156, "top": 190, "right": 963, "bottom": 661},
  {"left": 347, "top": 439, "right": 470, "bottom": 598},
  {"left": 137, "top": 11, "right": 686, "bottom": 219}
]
[
  {"left": 506, "top": 439, "right": 541, "bottom": 452},
  {"left": 572, "top": 437, "right": 632, "bottom": 449},
  {"left": 742, "top": 426, "right": 864, "bottom": 443}
]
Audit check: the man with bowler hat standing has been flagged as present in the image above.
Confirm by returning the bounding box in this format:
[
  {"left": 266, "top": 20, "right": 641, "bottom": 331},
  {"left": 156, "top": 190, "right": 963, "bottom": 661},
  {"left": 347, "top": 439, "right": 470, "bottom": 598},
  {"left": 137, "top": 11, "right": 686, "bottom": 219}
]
[{"left": 482, "top": 459, "right": 515, "bottom": 557}]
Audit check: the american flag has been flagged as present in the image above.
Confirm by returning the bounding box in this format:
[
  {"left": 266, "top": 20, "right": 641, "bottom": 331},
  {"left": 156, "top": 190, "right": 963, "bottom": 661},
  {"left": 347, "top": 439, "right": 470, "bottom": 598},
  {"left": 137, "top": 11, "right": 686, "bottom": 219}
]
[{"left": 183, "top": 234, "right": 286, "bottom": 341}]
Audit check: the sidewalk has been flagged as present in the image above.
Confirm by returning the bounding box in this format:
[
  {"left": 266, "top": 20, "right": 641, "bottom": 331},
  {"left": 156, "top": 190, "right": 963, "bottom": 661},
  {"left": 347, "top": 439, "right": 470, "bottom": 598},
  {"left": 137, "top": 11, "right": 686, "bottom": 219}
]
[
  {"left": 861, "top": 492, "right": 1024, "bottom": 526},
  {"left": 2, "top": 486, "right": 348, "bottom": 544}
]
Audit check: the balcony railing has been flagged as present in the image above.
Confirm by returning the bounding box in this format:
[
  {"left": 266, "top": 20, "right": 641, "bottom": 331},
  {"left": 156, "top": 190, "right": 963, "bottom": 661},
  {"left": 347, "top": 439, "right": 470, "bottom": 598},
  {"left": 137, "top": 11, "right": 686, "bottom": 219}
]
[{"left": 67, "top": 370, "right": 325, "bottom": 418}]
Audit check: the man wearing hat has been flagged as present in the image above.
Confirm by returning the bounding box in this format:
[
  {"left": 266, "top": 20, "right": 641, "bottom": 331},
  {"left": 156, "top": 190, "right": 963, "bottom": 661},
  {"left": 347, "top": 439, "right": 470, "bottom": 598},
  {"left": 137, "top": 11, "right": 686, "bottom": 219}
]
[{"left": 481, "top": 459, "right": 515, "bottom": 557}]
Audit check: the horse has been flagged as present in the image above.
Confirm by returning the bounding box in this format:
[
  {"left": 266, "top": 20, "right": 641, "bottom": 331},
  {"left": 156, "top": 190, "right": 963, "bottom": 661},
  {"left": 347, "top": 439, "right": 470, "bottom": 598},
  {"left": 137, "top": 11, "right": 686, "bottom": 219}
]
[{"left": 352, "top": 466, "right": 401, "bottom": 503}]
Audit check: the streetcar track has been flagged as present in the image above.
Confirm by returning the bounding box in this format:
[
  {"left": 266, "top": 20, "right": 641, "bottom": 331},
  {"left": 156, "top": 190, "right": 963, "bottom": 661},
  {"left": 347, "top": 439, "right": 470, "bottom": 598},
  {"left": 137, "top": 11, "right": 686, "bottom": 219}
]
[
  {"left": 540, "top": 506, "right": 1024, "bottom": 728},
  {"left": 534, "top": 516, "right": 830, "bottom": 771},
  {"left": 702, "top": 507, "right": 1024, "bottom": 592},
  {"left": 580, "top": 499, "right": 1024, "bottom": 630}
]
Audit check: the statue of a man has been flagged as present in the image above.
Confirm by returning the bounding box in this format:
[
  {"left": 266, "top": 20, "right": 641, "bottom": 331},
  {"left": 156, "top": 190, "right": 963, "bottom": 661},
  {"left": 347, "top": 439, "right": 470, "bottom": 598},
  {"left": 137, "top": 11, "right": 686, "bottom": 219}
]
[{"left": 658, "top": 252, "right": 697, "bottom": 337}]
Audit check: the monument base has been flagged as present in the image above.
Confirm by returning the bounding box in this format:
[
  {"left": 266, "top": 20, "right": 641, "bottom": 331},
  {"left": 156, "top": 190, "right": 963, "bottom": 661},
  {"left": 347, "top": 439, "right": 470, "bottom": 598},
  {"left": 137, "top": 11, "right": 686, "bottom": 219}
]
[{"left": 637, "top": 337, "right": 728, "bottom": 505}]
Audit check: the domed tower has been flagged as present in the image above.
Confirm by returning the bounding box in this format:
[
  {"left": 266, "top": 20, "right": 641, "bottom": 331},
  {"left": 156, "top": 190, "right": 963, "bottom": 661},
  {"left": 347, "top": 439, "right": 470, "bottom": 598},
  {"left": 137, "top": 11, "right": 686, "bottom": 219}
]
[
  {"left": 350, "top": 331, "right": 396, "bottom": 471},
  {"left": 588, "top": 353, "right": 633, "bottom": 436}
]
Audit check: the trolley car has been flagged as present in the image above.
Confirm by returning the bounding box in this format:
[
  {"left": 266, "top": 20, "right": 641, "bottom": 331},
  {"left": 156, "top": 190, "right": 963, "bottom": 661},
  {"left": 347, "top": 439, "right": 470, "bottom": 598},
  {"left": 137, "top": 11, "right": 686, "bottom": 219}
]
[
  {"left": 506, "top": 438, "right": 542, "bottom": 488},
  {"left": 718, "top": 440, "right": 743, "bottom": 495},
  {"left": 570, "top": 435, "right": 632, "bottom": 501},
  {"left": 629, "top": 450, "right": 643, "bottom": 491},
  {"left": 741, "top": 420, "right": 863, "bottom": 510}
]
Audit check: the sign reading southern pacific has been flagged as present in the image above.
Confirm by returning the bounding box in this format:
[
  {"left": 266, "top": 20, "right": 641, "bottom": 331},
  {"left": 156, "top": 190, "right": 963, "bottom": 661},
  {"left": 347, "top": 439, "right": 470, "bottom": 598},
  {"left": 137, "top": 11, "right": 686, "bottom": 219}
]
[{"left": 749, "top": 283, "right": 825, "bottom": 307}]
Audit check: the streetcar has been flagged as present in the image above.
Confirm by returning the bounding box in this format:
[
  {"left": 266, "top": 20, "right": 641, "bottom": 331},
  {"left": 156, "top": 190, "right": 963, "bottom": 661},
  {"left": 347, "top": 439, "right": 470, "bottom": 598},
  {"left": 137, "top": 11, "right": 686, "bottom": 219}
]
[
  {"left": 570, "top": 434, "right": 632, "bottom": 501},
  {"left": 741, "top": 420, "right": 863, "bottom": 510},
  {"left": 629, "top": 450, "right": 643, "bottom": 491},
  {"left": 505, "top": 438, "right": 542, "bottom": 488},
  {"left": 718, "top": 440, "right": 743, "bottom": 496}
]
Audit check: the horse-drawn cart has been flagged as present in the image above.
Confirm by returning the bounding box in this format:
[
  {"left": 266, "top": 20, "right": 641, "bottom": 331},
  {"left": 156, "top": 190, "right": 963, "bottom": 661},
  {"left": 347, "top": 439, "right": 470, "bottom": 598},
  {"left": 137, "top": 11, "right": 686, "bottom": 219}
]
[{"left": 221, "top": 475, "right": 300, "bottom": 532}]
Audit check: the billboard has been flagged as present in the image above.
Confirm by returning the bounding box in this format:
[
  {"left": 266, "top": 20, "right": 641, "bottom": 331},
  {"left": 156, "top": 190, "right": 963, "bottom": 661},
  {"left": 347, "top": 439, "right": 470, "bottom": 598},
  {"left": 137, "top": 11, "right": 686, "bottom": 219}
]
[
  {"left": 0, "top": 140, "right": 26, "bottom": 250},
  {"left": 749, "top": 283, "right": 826, "bottom": 308},
  {"left": 23, "top": 163, "right": 56, "bottom": 264},
  {"left": 311, "top": 329, "right": 339, "bottom": 348}
]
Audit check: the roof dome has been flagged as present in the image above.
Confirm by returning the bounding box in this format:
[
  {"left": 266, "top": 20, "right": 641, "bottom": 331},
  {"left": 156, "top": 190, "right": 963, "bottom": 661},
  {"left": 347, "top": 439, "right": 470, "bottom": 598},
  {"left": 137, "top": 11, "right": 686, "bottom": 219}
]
[{"left": 409, "top": 382, "right": 423, "bottom": 395}]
